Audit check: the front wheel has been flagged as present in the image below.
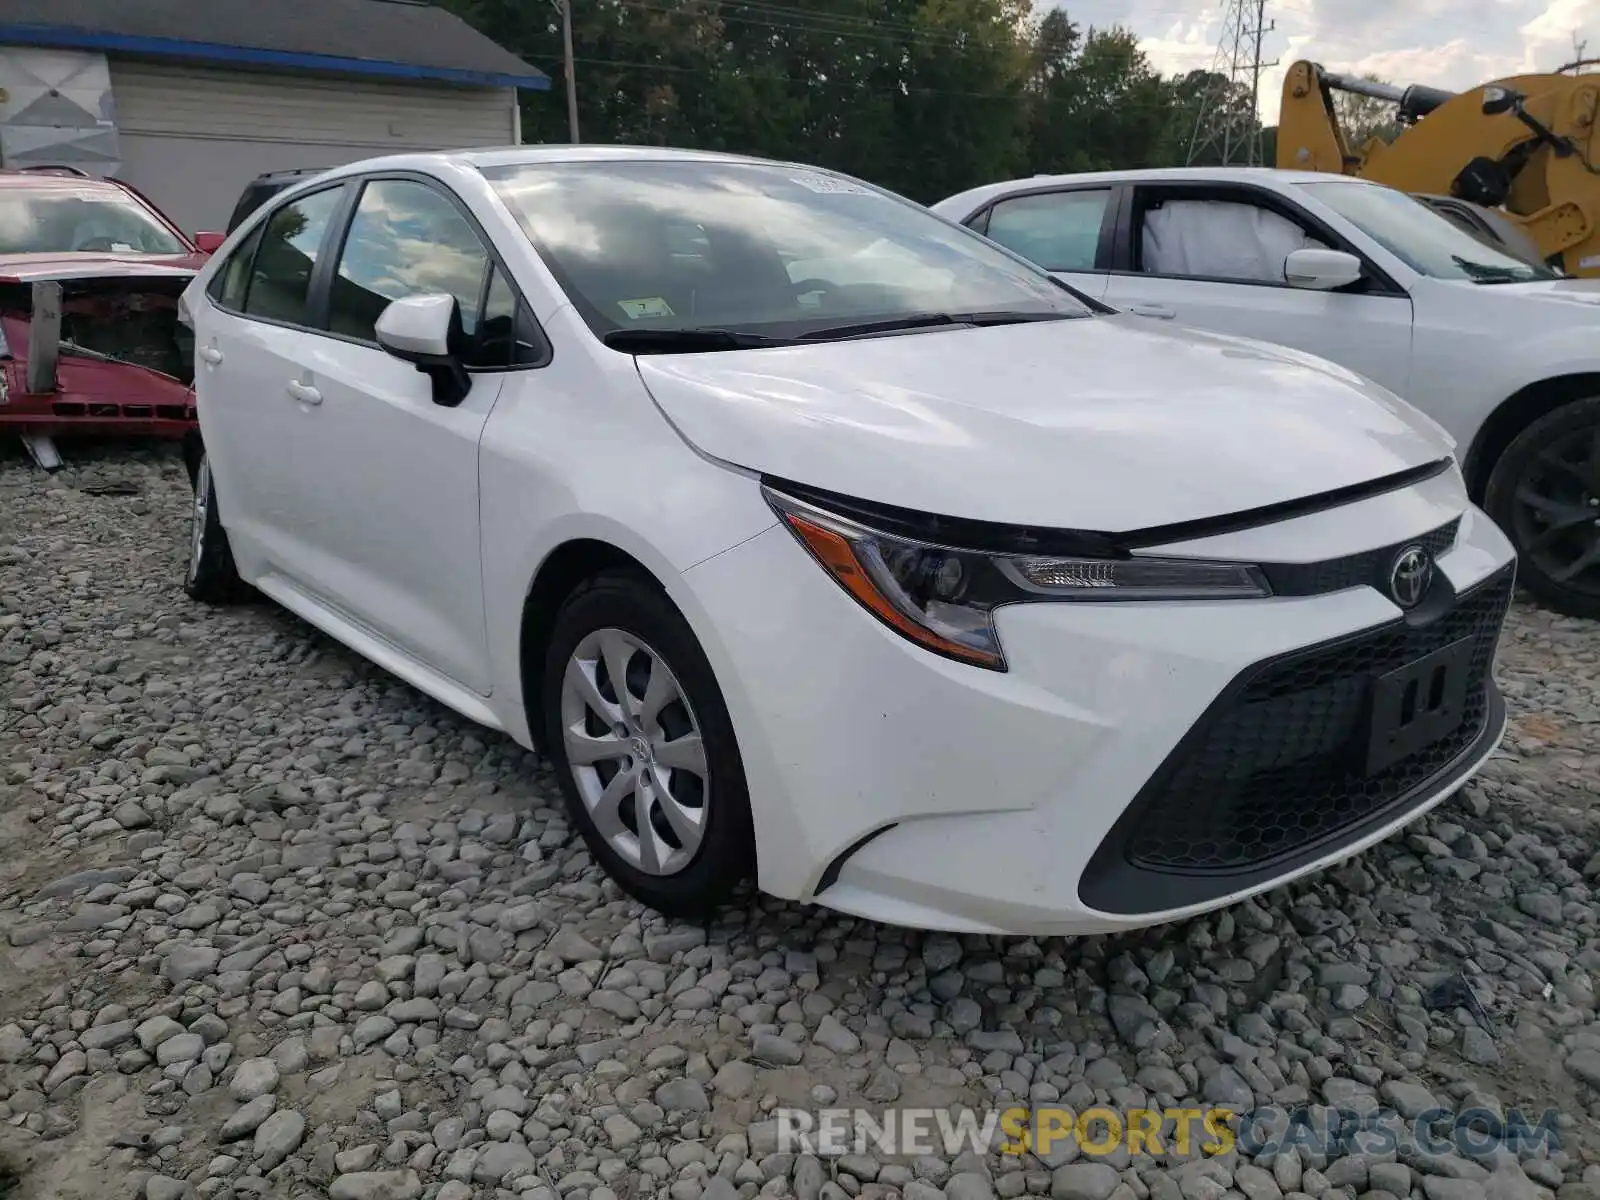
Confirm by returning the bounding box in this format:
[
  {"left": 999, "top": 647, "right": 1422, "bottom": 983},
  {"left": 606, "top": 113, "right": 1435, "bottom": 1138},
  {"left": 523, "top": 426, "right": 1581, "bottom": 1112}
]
[
  {"left": 184, "top": 449, "right": 249, "bottom": 605},
  {"left": 1484, "top": 396, "right": 1600, "bottom": 620},
  {"left": 539, "top": 569, "right": 755, "bottom": 917}
]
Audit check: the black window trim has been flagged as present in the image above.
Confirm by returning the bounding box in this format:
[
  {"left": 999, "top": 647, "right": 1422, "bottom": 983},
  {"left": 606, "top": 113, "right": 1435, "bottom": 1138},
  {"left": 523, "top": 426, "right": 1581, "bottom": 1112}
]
[
  {"left": 960, "top": 182, "right": 1124, "bottom": 273},
  {"left": 1112, "top": 182, "right": 1409, "bottom": 297},
  {"left": 206, "top": 170, "right": 554, "bottom": 373}
]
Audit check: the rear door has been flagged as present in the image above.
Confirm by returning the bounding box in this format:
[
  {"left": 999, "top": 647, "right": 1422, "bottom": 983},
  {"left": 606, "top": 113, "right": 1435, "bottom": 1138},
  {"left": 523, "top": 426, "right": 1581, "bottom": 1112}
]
[
  {"left": 194, "top": 181, "right": 351, "bottom": 577},
  {"left": 959, "top": 184, "right": 1119, "bottom": 301},
  {"left": 1101, "top": 182, "right": 1416, "bottom": 397}
]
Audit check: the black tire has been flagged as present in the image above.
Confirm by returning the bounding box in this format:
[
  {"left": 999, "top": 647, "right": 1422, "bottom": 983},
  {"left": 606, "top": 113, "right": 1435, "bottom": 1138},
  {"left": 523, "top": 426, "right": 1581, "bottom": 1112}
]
[
  {"left": 539, "top": 568, "right": 755, "bottom": 917},
  {"left": 183, "top": 448, "right": 249, "bottom": 605},
  {"left": 1484, "top": 395, "right": 1600, "bottom": 621}
]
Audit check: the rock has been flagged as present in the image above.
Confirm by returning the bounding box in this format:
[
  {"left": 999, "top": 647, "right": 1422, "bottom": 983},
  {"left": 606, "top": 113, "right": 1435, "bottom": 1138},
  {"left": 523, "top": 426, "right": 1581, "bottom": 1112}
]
[
  {"left": 162, "top": 946, "right": 220, "bottom": 984},
  {"left": 144, "top": 1176, "right": 195, "bottom": 1200},
  {"left": 137, "top": 1015, "right": 186, "bottom": 1052},
  {"left": 328, "top": 1171, "right": 423, "bottom": 1200},
  {"left": 253, "top": 1108, "right": 305, "bottom": 1169},
  {"left": 229, "top": 1057, "right": 280, "bottom": 1101},
  {"left": 752, "top": 1033, "right": 804, "bottom": 1065},
  {"left": 112, "top": 800, "right": 153, "bottom": 829},
  {"left": 221, "top": 1095, "right": 277, "bottom": 1141},
  {"left": 1053, "top": 1164, "right": 1121, "bottom": 1200},
  {"left": 1567, "top": 1050, "right": 1600, "bottom": 1088},
  {"left": 656, "top": 1078, "right": 711, "bottom": 1112},
  {"left": 155, "top": 1033, "right": 204, "bottom": 1066}
]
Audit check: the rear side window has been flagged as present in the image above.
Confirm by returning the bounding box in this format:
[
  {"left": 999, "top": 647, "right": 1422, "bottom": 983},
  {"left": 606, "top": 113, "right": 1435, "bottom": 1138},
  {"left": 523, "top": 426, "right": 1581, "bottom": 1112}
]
[
  {"left": 206, "top": 225, "right": 263, "bottom": 311},
  {"left": 984, "top": 190, "right": 1111, "bottom": 271},
  {"left": 243, "top": 187, "right": 343, "bottom": 326}
]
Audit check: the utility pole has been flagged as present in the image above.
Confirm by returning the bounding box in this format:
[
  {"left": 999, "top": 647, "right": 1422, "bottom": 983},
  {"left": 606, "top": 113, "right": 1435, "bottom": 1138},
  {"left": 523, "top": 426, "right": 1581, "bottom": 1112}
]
[
  {"left": 554, "top": 0, "right": 579, "bottom": 143},
  {"left": 1188, "top": 0, "right": 1275, "bottom": 166}
]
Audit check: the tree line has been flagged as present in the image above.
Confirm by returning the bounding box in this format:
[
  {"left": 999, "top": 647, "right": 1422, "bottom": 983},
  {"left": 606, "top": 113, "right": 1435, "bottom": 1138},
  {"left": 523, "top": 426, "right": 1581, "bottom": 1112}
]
[{"left": 438, "top": 0, "right": 1288, "bottom": 203}]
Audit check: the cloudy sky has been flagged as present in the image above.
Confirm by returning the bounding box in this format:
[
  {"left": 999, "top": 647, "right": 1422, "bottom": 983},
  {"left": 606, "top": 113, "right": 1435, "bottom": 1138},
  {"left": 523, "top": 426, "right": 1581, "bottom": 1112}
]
[{"left": 1046, "top": 0, "right": 1600, "bottom": 119}]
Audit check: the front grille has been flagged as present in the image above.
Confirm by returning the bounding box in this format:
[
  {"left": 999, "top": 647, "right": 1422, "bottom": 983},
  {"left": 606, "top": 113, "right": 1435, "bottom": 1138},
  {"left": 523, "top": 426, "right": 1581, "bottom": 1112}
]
[
  {"left": 1123, "top": 563, "right": 1513, "bottom": 874},
  {"left": 1259, "top": 518, "right": 1460, "bottom": 597}
]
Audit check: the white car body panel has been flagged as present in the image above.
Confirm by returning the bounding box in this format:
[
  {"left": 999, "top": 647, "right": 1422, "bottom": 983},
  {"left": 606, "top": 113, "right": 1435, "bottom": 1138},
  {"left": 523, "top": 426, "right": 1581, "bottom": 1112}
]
[{"left": 183, "top": 148, "right": 1518, "bottom": 936}]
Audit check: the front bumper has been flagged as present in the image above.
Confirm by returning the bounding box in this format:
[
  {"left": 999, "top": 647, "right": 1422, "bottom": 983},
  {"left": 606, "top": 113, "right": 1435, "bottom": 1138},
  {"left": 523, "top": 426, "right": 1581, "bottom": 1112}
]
[{"left": 681, "top": 466, "right": 1516, "bottom": 936}]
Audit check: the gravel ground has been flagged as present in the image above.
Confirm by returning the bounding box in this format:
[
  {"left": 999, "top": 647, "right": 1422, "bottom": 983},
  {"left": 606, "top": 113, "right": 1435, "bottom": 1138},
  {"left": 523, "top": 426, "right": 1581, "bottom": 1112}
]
[{"left": 2, "top": 442, "right": 1599, "bottom": 1200}]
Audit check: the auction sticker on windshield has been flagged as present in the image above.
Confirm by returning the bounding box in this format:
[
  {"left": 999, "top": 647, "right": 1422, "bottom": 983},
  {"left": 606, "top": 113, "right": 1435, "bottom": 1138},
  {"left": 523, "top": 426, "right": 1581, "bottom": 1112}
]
[
  {"left": 618, "top": 297, "right": 675, "bottom": 319},
  {"left": 789, "top": 171, "right": 873, "bottom": 195}
]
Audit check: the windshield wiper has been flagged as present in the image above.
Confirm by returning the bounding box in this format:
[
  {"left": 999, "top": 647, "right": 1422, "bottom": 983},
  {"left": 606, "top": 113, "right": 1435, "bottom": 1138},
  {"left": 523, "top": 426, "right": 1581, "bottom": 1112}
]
[
  {"left": 603, "top": 328, "right": 795, "bottom": 353},
  {"left": 798, "top": 310, "right": 1077, "bottom": 342},
  {"left": 1451, "top": 255, "right": 1533, "bottom": 285}
]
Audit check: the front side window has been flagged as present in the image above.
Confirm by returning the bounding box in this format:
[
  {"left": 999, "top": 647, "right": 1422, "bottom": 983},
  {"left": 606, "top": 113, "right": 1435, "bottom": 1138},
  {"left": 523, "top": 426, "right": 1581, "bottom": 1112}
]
[
  {"left": 327, "top": 179, "right": 492, "bottom": 344},
  {"left": 243, "top": 187, "right": 344, "bottom": 326},
  {"left": 1138, "top": 196, "right": 1329, "bottom": 283},
  {"left": 482, "top": 159, "right": 1093, "bottom": 342},
  {"left": 1299, "top": 181, "right": 1555, "bottom": 283},
  {"left": 0, "top": 186, "right": 188, "bottom": 255},
  {"left": 983, "top": 190, "right": 1111, "bottom": 272}
]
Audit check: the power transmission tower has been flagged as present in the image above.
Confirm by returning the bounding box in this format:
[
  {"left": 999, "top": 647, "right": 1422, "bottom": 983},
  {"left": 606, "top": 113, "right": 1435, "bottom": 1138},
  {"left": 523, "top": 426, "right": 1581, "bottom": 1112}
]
[{"left": 1186, "top": 0, "right": 1274, "bottom": 166}]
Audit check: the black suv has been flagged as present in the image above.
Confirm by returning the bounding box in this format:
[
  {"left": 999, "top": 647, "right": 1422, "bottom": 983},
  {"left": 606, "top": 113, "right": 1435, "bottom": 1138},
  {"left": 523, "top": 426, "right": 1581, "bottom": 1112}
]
[{"left": 225, "top": 167, "right": 328, "bottom": 233}]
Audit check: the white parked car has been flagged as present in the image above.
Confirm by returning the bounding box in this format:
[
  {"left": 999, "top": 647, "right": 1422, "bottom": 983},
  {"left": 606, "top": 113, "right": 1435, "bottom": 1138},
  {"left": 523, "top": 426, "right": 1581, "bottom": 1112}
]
[
  {"left": 179, "top": 147, "right": 1515, "bottom": 937},
  {"left": 932, "top": 168, "right": 1600, "bottom": 620}
]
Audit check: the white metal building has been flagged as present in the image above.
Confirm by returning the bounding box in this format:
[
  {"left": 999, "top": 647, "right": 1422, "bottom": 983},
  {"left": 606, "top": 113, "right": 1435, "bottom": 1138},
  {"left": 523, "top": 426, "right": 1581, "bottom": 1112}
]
[{"left": 0, "top": 0, "right": 549, "bottom": 233}]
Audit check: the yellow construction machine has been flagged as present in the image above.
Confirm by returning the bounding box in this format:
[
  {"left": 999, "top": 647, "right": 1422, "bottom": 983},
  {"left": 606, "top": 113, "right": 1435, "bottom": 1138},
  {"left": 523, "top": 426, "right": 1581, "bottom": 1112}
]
[{"left": 1277, "top": 60, "right": 1600, "bottom": 276}]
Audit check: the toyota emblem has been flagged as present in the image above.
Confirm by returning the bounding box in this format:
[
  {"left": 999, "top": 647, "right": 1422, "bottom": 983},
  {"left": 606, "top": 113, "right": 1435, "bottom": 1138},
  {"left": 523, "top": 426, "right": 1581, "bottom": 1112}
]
[{"left": 1388, "top": 545, "right": 1433, "bottom": 609}]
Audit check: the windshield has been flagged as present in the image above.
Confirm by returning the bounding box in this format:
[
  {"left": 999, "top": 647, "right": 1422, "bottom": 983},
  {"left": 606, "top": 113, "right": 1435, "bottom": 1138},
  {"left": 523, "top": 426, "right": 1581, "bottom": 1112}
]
[
  {"left": 0, "top": 188, "right": 188, "bottom": 256},
  {"left": 482, "top": 159, "right": 1095, "bottom": 342},
  {"left": 1299, "top": 181, "right": 1556, "bottom": 284}
]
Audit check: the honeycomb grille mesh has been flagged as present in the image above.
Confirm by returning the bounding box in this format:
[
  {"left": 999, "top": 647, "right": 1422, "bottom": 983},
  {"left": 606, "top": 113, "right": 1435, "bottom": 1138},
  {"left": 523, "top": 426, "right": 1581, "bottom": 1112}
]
[{"left": 1125, "top": 564, "right": 1513, "bottom": 874}]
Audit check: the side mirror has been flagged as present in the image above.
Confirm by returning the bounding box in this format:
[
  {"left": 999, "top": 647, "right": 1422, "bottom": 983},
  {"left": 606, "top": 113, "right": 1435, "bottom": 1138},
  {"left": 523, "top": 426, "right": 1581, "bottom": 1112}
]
[
  {"left": 375, "top": 293, "right": 472, "bottom": 407},
  {"left": 193, "top": 231, "right": 227, "bottom": 254},
  {"left": 1284, "top": 247, "right": 1364, "bottom": 291}
]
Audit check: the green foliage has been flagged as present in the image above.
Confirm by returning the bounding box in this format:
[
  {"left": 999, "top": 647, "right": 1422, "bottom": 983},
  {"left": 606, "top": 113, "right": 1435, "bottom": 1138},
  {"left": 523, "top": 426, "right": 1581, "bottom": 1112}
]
[{"left": 435, "top": 0, "right": 1271, "bottom": 201}]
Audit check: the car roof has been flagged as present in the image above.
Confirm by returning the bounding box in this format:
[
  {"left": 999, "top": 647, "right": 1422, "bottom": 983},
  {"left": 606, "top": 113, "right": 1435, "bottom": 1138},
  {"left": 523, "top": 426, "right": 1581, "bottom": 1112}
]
[
  {"left": 0, "top": 170, "right": 136, "bottom": 193},
  {"left": 930, "top": 166, "right": 1374, "bottom": 216},
  {"left": 267, "top": 144, "right": 844, "bottom": 193}
]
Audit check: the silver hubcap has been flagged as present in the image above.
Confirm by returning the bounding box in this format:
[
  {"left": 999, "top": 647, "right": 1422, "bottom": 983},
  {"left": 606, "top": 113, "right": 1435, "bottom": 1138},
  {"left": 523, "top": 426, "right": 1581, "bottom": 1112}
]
[
  {"left": 559, "top": 627, "right": 709, "bottom": 876},
  {"left": 188, "top": 458, "right": 211, "bottom": 582}
]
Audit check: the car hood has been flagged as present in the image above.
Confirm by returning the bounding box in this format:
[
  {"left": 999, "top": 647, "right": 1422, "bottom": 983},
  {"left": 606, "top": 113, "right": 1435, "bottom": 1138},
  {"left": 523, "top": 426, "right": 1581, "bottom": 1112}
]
[
  {"left": 634, "top": 316, "right": 1454, "bottom": 531},
  {"left": 0, "top": 251, "right": 203, "bottom": 283},
  {"left": 1462, "top": 277, "right": 1600, "bottom": 307}
]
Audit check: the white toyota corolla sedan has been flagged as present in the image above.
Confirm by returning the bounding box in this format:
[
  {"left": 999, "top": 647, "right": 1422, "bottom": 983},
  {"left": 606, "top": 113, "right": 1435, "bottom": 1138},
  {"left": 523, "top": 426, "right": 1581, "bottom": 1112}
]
[{"left": 178, "top": 145, "right": 1517, "bottom": 937}]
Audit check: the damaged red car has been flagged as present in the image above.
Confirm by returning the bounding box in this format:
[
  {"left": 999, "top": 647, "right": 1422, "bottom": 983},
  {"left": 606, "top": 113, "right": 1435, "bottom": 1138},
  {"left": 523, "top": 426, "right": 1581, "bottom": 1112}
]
[{"left": 0, "top": 168, "right": 220, "bottom": 468}]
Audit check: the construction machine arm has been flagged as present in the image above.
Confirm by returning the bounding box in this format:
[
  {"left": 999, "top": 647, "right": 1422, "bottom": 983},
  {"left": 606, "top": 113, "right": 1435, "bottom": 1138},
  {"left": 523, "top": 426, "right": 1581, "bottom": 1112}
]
[{"left": 1277, "top": 59, "right": 1600, "bottom": 275}]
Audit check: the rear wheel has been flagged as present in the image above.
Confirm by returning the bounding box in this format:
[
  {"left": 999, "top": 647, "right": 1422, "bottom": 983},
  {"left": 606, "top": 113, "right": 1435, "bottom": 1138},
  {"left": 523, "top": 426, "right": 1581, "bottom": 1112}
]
[
  {"left": 539, "top": 569, "right": 754, "bottom": 917},
  {"left": 184, "top": 450, "right": 248, "bottom": 605},
  {"left": 1484, "top": 396, "right": 1600, "bottom": 620}
]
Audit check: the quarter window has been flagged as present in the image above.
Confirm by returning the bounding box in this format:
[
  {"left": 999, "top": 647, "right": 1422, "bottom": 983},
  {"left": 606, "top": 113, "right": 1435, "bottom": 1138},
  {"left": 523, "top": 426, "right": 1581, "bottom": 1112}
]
[
  {"left": 984, "top": 190, "right": 1111, "bottom": 271},
  {"left": 243, "top": 188, "right": 343, "bottom": 325},
  {"left": 327, "top": 179, "right": 491, "bottom": 345},
  {"left": 207, "top": 225, "right": 263, "bottom": 311}
]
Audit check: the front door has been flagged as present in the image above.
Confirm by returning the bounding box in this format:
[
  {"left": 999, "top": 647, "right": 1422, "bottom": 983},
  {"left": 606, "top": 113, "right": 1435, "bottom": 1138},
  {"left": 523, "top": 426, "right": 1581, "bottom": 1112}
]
[
  {"left": 1103, "top": 186, "right": 1416, "bottom": 397},
  {"left": 273, "top": 176, "right": 516, "bottom": 695}
]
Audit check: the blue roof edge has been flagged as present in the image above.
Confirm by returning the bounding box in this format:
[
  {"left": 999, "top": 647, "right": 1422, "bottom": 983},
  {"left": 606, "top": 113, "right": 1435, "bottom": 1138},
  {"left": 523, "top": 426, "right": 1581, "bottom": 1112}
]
[{"left": 0, "top": 23, "right": 552, "bottom": 90}]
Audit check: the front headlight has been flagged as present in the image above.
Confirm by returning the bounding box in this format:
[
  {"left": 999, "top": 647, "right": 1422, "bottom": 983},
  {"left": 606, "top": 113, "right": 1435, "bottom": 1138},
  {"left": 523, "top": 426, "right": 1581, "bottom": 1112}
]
[{"left": 765, "top": 486, "right": 1271, "bottom": 671}]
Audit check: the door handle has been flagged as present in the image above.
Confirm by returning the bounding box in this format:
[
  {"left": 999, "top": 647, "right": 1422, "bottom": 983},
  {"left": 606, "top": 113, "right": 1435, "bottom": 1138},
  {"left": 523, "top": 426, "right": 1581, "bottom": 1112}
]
[
  {"left": 287, "top": 381, "right": 323, "bottom": 406},
  {"left": 199, "top": 346, "right": 223, "bottom": 365},
  {"left": 1128, "top": 303, "right": 1175, "bottom": 320}
]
